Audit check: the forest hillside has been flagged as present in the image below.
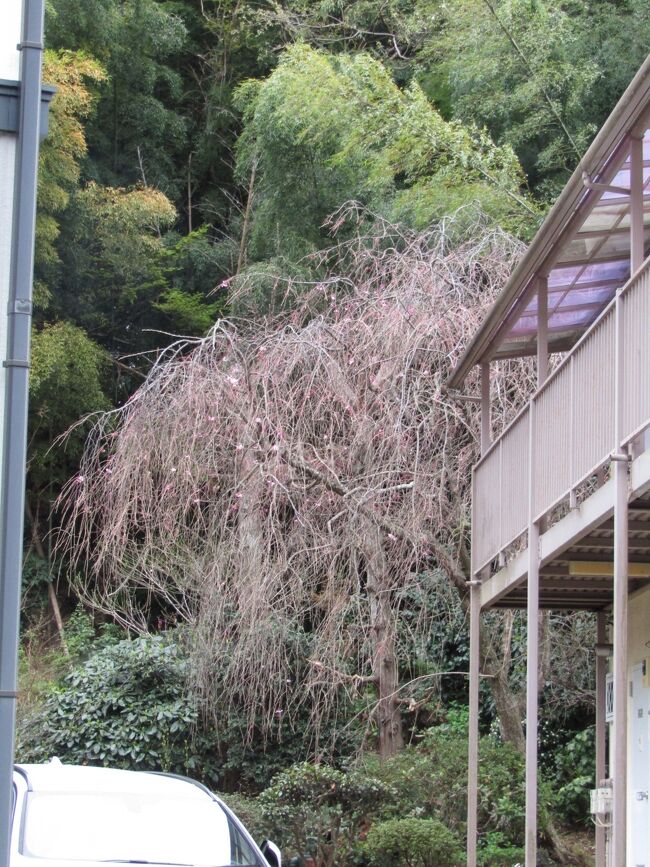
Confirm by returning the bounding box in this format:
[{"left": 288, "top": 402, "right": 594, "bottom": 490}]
[{"left": 18, "top": 3, "right": 650, "bottom": 865}]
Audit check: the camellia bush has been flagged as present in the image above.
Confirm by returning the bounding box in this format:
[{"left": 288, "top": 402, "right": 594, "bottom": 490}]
[{"left": 16, "top": 633, "right": 220, "bottom": 786}]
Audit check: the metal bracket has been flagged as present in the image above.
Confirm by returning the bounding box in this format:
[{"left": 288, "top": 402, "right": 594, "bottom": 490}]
[
  {"left": 0, "top": 79, "right": 56, "bottom": 138},
  {"left": 8, "top": 299, "right": 32, "bottom": 315},
  {"left": 0, "top": 691, "right": 18, "bottom": 699},
  {"left": 3, "top": 360, "right": 30, "bottom": 369},
  {"left": 582, "top": 172, "right": 630, "bottom": 196},
  {"left": 610, "top": 452, "right": 630, "bottom": 463},
  {"left": 17, "top": 41, "right": 44, "bottom": 51},
  {"left": 444, "top": 389, "right": 482, "bottom": 403}
]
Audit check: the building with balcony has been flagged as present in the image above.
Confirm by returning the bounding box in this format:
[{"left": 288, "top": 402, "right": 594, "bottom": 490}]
[{"left": 448, "top": 56, "right": 650, "bottom": 867}]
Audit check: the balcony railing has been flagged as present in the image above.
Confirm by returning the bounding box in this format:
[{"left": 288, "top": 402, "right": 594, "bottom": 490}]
[{"left": 471, "top": 256, "right": 650, "bottom": 575}]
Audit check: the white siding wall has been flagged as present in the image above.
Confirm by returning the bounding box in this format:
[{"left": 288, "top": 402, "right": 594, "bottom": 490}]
[
  {"left": 0, "top": 1, "right": 25, "bottom": 494},
  {"left": 628, "top": 582, "right": 650, "bottom": 667}
]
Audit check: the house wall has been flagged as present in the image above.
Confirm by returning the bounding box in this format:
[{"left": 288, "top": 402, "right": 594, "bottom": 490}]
[
  {"left": 628, "top": 582, "right": 650, "bottom": 667},
  {"left": 0, "top": 0, "right": 23, "bottom": 501}
]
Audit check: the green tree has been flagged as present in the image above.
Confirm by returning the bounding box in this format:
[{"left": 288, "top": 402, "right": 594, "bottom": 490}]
[
  {"left": 46, "top": 0, "right": 188, "bottom": 196},
  {"left": 36, "top": 50, "right": 106, "bottom": 308},
  {"left": 154, "top": 227, "right": 229, "bottom": 336},
  {"left": 54, "top": 183, "right": 176, "bottom": 351},
  {"left": 234, "top": 44, "right": 533, "bottom": 274},
  {"left": 26, "top": 322, "right": 110, "bottom": 646}
]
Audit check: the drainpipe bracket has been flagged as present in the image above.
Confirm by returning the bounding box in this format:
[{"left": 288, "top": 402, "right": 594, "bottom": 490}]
[
  {"left": 0, "top": 79, "right": 55, "bottom": 138},
  {"left": 8, "top": 299, "right": 32, "bottom": 315}
]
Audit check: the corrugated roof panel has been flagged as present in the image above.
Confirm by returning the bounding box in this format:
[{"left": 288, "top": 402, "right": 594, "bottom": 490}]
[{"left": 491, "top": 127, "right": 650, "bottom": 359}]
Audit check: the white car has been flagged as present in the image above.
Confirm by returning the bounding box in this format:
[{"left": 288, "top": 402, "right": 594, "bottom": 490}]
[{"left": 11, "top": 761, "right": 281, "bottom": 867}]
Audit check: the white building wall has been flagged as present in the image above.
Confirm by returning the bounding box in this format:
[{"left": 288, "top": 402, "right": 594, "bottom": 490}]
[
  {"left": 0, "top": 1, "right": 25, "bottom": 495},
  {"left": 628, "top": 582, "right": 650, "bottom": 667},
  {"left": 626, "top": 583, "right": 650, "bottom": 866}
]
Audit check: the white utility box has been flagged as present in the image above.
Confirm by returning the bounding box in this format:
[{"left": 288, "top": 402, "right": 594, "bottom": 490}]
[{"left": 590, "top": 786, "right": 613, "bottom": 817}]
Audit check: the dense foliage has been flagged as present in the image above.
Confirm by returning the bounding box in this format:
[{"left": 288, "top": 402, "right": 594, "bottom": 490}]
[{"left": 17, "top": 633, "right": 221, "bottom": 786}]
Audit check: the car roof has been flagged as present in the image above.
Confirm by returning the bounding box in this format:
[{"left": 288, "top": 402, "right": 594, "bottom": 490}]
[{"left": 15, "top": 763, "right": 212, "bottom": 800}]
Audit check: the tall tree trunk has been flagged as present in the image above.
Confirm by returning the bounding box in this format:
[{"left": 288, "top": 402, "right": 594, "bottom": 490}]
[
  {"left": 481, "top": 611, "right": 525, "bottom": 752},
  {"left": 360, "top": 516, "right": 404, "bottom": 759}
]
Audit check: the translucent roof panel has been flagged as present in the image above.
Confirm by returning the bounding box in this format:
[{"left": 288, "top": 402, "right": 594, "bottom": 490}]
[{"left": 493, "top": 128, "right": 650, "bottom": 358}]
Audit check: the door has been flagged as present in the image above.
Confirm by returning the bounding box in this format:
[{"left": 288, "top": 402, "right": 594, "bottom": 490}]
[{"left": 628, "top": 662, "right": 650, "bottom": 866}]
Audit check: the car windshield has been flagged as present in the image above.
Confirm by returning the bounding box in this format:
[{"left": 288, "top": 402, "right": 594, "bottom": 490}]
[{"left": 21, "top": 791, "right": 260, "bottom": 867}]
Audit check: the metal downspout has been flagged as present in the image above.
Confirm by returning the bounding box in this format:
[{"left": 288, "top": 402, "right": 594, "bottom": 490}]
[{"left": 0, "top": 2, "right": 45, "bottom": 867}]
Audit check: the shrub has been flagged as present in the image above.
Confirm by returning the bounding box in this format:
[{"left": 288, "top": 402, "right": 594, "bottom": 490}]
[
  {"left": 16, "top": 633, "right": 221, "bottom": 786},
  {"left": 365, "top": 817, "right": 463, "bottom": 867},
  {"left": 552, "top": 726, "right": 594, "bottom": 825},
  {"left": 476, "top": 831, "right": 523, "bottom": 866},
  {"left": 259, "top": 762, "right": 394, "bottom": 866},
  {"left": 359, "top": 714, "right": 544, "bottom": 863}
]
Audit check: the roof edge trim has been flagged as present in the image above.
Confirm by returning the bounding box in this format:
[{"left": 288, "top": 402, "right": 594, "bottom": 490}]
[{"left": 447, "top": 54, "right": 650, "bottom": 390}]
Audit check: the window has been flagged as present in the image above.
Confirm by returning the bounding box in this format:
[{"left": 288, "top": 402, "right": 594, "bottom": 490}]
[{"left": 21, "top": 790, "right": 260, "bottom": 866}]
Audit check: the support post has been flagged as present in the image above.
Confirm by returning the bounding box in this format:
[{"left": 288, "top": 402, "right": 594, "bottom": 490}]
[
  {"left": 537, "top": 276, "right": 548, "bottom": 388},
  {"left": 595, "top": 612, "right": 607, "bottom": 867},
  {"left": 524, "top": 395, "right": 539, "bottom": 867},
  {"left": 467, "top": 580, "right": 481, "bottom": 867},
  {"left": 525, "top": 521, "right": 540, "bottom": 867},
  {"left": 629, "top": 131, "right": 646, "bottom": 457},
  {"left": 630, "top": 133, "right": 644, "bottom": 273},
  {"left": 608, "top": 130, "right": 643, "bottom": 866},
  {"left": 480, "top": 362, "right": 491, "bottom": 455},
  {"left": 610, "top": 170, "right": 631, "bottom": 861},
  {"left": 468, "top": 371, "right": 490, "bottom": 867},
  {"left": 611, "top": 459, "right": 628, "bottom": 867}
]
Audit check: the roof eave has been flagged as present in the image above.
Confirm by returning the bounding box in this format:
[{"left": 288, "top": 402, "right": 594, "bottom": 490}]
[{"left": 447, "top": 54, "right": 650, "bottom": 391}]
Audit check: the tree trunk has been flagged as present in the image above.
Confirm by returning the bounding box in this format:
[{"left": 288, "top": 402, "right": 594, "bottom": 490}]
[
  {"left": 26, "top": 500, "right": 69, "bottom": 656},
  {"left": 360, "top": 515, "right": 404, "bottom": 759},
  {"left": 236, "top": 159, "right": 257, "bottom": 275},
  {"left": 238, "top": 415, "right": 265, "bottom": 588},
  {"left": 481, "top": 611, "right": 526, "bottom": 752}
]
